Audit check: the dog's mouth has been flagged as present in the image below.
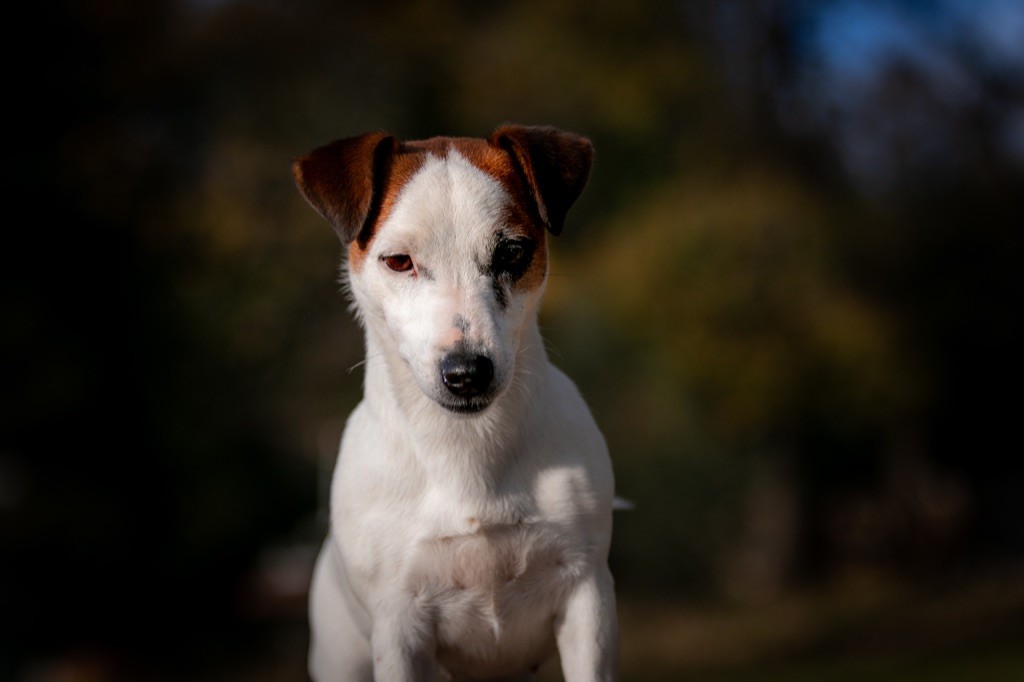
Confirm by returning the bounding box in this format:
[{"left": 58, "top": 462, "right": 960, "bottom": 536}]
[{"left": 437, "top": 395, "right": 494, "bottom": 415}]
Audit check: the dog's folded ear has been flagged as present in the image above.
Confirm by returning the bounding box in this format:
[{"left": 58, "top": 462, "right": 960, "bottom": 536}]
[
  {"left": 292, "top": 131, "right": 397, "bottom": 245},
  {"left": 489, "top": 125, "right": 594, "bottom": 236}
]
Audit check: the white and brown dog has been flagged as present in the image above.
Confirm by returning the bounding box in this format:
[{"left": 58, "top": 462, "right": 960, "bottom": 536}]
[{"left": 292, "top": 125, "right": 617, "bottom": 681}]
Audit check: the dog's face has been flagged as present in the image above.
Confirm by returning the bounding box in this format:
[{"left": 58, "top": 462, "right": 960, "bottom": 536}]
[
  {"left": 346, "top": 147, "right": 547, "bottom": 414},
  {"left": 293, "top": 126, "right": 593, "bottom": 414}
]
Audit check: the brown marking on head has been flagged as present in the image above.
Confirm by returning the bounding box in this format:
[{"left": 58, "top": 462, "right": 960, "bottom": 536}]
[
  {"left": 346, "top": 238, "right": 368, "bottom": 273},
  {"left": 342, "top": 146, "right": 430, "bottom": 272},
  {"left": 440, "top": 136, "right": 554, "bottom": 295},
  {"left": 293, "top": 133, "right": 436, "bottom": 272},
  {"left": 291, "top": 131, "right": 396, "bottom": 245},
  {"left": 507, "top": 202, "right": 549, "bottom": 295},
  {"left": 452, "top": 127, "right": 593, "bottom": 295},
  {"left": 293, "top": 126, "right": 593, "bottom": 282},
  {"left": 290, "top": 132, "right": 401, "bottom": 257},
  {"left": 487, "top": 125, "right": 594, "bottom": 237}
]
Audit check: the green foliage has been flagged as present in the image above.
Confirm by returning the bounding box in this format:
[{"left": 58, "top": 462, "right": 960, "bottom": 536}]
[
  {"left": 7, "top": 0, "right": 1022, "bottom": 675},
  {"left": 541, "top": 162, "right": 929, "bottom": 591}
]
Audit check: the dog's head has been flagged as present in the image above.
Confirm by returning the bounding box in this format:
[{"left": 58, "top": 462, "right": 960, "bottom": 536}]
[{"left": 293, "top": 125, "right": 593, "bottom": 415}]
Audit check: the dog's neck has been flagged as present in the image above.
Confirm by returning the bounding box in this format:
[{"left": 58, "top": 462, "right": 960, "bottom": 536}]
[{"left": 359, "top": 316, "right": 550, "bottom": 487}]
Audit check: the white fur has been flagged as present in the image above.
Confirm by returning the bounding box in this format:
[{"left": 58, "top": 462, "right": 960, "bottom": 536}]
[{"left": 309, "top": 150, "right": 618, "bottom": 681}]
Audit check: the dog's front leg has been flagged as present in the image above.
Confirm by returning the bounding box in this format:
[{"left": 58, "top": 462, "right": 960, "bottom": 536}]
[
  {"left": 370, "top": 594, "right": 439, "bottom": 682},
  {"left": 555, "top": 565, "right": 619, "bottom": 682}
]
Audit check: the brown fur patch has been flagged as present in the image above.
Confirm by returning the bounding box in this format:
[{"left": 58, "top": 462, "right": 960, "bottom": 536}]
[
  {"left": 488, "top": 126, "right": 594, "bottom": 237},
  {"left": 345, "top": 145, "right": 427, "bottom": 273},
  {"left": 296, "top": 127, "right": 590, "bottom": 282},
  {"left": 446, "top": 137, "right": 549, "bottom": 295},
  {"left": 347, "top": 238, "right": 369, "bottom": 273},
  {"left": 292, "top": 131, "right": 395, "bottom": 244},
  {"left": 347, "top": 135, "right": 550, "bottom": 288}
]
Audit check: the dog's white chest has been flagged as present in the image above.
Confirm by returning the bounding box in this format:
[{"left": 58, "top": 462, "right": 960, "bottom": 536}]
[{"left": 408, "top": 518, "right": 582, "bottom": 676}]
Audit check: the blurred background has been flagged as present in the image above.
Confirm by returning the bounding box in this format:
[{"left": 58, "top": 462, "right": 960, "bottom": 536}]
[{"left": 3, "top": 0, "right": 1023, "bottom": 680}]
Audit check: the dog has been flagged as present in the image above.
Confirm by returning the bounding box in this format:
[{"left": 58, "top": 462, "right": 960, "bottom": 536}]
[{"left": 292, "top": 125, "right": 618, "bottom": 681}]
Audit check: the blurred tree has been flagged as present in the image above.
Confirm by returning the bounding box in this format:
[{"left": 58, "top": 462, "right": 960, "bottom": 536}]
[{"left": 3, "top": 0, "right": 1022, "bottom": 678}]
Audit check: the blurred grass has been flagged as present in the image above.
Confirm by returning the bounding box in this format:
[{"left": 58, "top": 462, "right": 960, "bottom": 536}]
[
  {"left": 24, "top": 562, "right": 1019, "bottom": 681},
  {"left": 180, "top": 569, "right": 1024, "bottom": 682},
  {"left": 540, "top": 569, "right": 1024, "bottom": 681}
]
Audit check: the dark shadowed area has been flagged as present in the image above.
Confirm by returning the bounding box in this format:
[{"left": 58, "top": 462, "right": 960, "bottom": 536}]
[{"left": 3, "top": 1, "right": 1022, "bottom": 680}]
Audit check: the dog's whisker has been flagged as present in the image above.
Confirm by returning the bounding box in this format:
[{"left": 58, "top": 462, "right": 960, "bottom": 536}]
[
  {"left": 508, "top": 373, "right": 534, "bottom": 404},
  {"left": 542, "top": 338, "right": 565, "bottom": 360},
  {"left": 346, "top": 351, "right": 384, "bottom": 373}
]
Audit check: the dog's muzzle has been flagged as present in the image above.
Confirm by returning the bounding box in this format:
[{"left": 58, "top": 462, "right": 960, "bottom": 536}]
[{"left": 439, "top": 351, "right": 495, "bottom": 412}]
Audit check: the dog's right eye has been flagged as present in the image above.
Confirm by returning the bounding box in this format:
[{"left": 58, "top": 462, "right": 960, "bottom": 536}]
[
  {"left": 381, "top": 254, "right": 414, "bottom": 273},
  {"left": 491, "top": 238, "right": 534, "bottom": 279}
]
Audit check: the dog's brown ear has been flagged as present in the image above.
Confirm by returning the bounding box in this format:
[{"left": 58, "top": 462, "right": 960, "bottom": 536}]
[
  {"left": 292, "top": 131, "right": 397, "bottom": 244},
  {"left": 489, "top": 125, "right": 593, "bottom": 235}
]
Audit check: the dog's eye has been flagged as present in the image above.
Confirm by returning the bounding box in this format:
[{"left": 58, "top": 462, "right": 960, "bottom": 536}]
[
  {"left": 382, "top": 254, "right": 414, "bottom": 273},
  {"left": 492, "top": 239, "right": 534, "bottom": 277}
]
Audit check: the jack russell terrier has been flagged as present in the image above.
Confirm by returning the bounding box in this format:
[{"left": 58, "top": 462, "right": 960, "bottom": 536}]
[{"left": 292, "top": 125, "right": 618, "bottom": 681}]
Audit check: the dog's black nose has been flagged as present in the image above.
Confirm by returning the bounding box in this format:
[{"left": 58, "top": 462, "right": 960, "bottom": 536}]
[{"left": 440, "top": 353, "right": 494, "bottom": 398}]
